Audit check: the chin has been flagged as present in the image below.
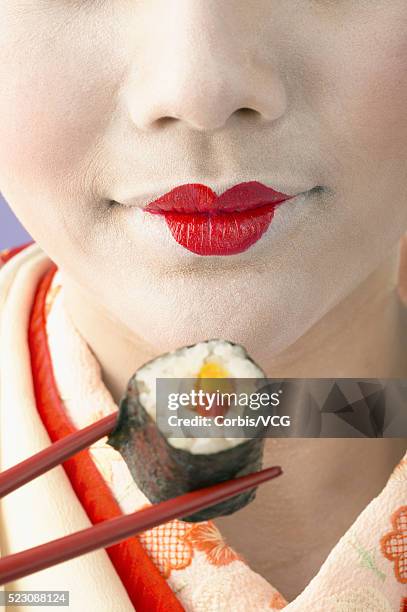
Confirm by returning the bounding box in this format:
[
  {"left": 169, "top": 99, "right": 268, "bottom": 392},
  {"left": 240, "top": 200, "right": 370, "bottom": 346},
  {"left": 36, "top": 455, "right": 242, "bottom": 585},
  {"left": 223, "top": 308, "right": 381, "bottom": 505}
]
[{"left": 125, "top": 310, "right": 303, "bottom": 367}]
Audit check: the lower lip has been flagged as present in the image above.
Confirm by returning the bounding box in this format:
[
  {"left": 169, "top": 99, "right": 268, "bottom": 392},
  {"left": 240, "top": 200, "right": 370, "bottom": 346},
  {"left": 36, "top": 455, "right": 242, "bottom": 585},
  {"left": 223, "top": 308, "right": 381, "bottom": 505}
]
[{"left": 144, "top": 200, "right": 293, "bottom": 256}]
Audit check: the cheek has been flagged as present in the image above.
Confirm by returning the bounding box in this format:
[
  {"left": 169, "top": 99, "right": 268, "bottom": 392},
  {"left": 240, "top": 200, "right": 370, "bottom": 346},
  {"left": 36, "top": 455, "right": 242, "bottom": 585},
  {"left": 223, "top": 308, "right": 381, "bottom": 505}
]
[
  {"left": 0, "top": 64, "right": 109, "bottom": 190},
  {"left": 338, "top": 45, "right": 407, "bottom": 235},
  {"left": 319, "top": 21, "right": 407, "bottom": 163},
  {"left": 0, "top": 12, "right": 123, "bottom": 200},
  {"left": 307, "top": 17, "right": 407, "bottom": 242},
  {"left": 337, "top": 63, "right": 407, "bottom": 164}
]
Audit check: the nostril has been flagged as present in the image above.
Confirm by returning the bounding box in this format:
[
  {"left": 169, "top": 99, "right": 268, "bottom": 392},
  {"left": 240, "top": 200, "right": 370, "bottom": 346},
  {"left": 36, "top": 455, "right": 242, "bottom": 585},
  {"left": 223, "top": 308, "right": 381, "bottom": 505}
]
[
  {"left": 236, "top": 107, "right": 253, "bottom": 114},
  {"left": 232, "top": 107, "right": 268, "bottom": 124},
  {"left": 235, "top": 107, "right": 260, "bottom": 117},
  {"left": 152, "top": 116, "right": 180, "bottom": 129},
  {"left": 154, "top": 109, "right": 261, "bottom": 131}
]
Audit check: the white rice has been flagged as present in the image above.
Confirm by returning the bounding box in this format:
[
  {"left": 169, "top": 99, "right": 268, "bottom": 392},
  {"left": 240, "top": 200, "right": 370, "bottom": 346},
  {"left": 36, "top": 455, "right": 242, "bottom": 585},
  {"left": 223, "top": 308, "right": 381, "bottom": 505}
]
[{"left": 135, "top": 340, "right": 264, "bottom": 454}]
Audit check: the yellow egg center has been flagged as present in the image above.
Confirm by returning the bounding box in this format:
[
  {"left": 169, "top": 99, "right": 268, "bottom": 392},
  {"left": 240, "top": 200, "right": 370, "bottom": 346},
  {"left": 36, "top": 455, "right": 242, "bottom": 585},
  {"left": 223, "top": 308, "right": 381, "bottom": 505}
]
[
  {"left": 194, "top": 361, "right": 234, "bottom": 415},
  {"left": 197, "top": 361, "right": 230, "bottom": 379}
]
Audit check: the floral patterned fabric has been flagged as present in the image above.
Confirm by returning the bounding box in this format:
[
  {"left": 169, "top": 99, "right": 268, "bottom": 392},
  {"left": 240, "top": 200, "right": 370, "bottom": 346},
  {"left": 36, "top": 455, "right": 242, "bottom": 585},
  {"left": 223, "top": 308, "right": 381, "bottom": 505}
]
[{"left": 381, "top": 506, "right": 407, "bottom": 586}]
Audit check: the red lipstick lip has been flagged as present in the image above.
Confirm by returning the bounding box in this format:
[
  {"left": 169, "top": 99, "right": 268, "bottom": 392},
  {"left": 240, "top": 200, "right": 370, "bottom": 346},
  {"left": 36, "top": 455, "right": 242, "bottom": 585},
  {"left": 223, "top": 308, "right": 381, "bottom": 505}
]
[
  {"left": 144, "top": 181, "right": 294, "bottom": 215},
  {"left": 141, "top": 181, "right": 298, "bottom": 256}
]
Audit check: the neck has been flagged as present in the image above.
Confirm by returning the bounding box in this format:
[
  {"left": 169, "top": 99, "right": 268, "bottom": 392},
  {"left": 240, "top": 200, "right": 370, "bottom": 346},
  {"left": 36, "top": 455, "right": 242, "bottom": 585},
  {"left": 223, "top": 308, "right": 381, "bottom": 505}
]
[
  {"left": 267, "top": 244, "right": 407, "bottom": 378},
  {"left": 61, "top": 244, "right": 407, "bottom": 403},
  {"left": 61, "top": 279, "right": 156, "bottom": 404}
]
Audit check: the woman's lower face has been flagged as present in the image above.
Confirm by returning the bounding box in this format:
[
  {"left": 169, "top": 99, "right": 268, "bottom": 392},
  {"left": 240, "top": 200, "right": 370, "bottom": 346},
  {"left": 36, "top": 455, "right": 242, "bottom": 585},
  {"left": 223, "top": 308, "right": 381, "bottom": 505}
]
[{"left": 1, "top": 2, "right": 407, "bottom": 358}]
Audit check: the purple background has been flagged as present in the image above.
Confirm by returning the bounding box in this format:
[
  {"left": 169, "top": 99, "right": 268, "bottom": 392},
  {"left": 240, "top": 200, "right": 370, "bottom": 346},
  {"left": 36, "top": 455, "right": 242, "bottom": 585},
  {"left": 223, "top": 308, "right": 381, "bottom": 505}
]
[{"left": 0, "top": 194, "right": 32, "bottom": 250}]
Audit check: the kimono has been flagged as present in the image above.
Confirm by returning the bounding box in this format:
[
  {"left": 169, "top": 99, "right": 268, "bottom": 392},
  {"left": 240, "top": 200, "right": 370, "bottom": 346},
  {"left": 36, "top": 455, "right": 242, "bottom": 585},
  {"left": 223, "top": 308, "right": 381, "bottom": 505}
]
[{"left": 0, "top": 243, "right": 406, "bottom": 612}]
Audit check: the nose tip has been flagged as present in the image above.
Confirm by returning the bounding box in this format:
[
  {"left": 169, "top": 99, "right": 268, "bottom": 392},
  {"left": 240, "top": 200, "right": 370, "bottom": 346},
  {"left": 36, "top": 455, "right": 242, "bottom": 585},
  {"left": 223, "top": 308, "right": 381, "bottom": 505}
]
[
  {"left": 130, "top": 77, "right": 287, "bottom": 132},
  {"left": 124, "top": 4, "right": 287, "bottom": 133}
]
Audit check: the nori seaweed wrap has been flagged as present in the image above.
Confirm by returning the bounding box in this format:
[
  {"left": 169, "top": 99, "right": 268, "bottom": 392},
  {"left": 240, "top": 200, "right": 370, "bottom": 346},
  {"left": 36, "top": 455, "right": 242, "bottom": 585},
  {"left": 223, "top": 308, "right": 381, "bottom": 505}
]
[{"left": 107, "top": 339, "right": 265, "bottom": 522}]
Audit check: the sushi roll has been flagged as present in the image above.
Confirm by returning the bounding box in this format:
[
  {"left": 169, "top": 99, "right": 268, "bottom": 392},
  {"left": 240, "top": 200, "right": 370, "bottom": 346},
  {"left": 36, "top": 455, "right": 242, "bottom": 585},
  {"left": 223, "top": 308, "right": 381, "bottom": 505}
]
[{"left": 107, "top": 339, "right": 266, "bottom": 522}]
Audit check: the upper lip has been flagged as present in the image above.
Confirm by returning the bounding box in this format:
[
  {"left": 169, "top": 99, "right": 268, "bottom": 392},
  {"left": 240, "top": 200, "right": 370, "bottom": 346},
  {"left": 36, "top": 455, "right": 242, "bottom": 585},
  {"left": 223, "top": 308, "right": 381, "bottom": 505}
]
[{"left": 140, "top": 181, "right": 296, "bottom": 215}]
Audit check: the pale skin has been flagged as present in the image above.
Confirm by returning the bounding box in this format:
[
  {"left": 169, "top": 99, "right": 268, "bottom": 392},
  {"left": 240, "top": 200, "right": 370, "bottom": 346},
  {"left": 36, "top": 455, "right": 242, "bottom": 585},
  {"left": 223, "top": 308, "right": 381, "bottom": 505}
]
[{"left": 1, "top": 0, "right": 407, "bottom": 601}]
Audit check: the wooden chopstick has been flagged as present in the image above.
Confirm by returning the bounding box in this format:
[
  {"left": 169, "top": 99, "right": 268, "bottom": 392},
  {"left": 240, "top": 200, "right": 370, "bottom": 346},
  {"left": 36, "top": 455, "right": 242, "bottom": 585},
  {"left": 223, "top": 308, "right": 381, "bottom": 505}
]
[
  {"left": 0, "top": 465, "right": 282, "bottom": 585},
  {"left": 0, "top": 412, "right": 118, "bottom": 498}
]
